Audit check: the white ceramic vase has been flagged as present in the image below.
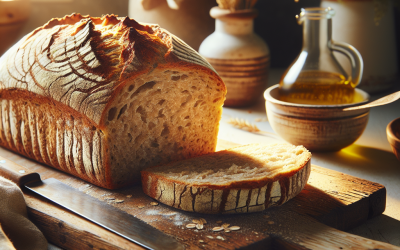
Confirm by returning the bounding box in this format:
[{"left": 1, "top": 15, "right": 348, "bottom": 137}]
[
  {"left": 321, "top": 0, "right": 399, "bottom": 93},
  {"left": 199, "top": 7, "right": 270, "bottom": 107}
]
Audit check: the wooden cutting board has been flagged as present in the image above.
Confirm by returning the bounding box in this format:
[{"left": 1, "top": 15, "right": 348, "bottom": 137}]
[{"left": 0, "top": 139, "right": 397, "bottom": 250}]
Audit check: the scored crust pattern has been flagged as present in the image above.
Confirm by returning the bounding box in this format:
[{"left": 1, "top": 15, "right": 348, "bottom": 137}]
[
  {"left": 0, "top": 14, "right": 215, "bottom": 125},
  {"left": 0, "top": 19, "right": 114, "bottom": 124},
  {"left": 0, "top": 15, "right": 165, "bottom": 124}
]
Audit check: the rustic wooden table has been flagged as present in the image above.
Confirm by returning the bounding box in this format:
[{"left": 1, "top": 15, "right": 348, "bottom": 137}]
[{"left": 218, "top": 68, "right": 400, "bottom": 247}]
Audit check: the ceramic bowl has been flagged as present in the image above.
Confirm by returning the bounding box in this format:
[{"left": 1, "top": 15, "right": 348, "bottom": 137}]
[
  {"left": 386, "top": 117, "right": 400, "bottom": 161},
  {"left": 264, "top": 85, "right": 370, "bottom": 151}
]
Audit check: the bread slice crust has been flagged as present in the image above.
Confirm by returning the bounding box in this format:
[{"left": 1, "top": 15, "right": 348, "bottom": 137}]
[{"left": 141, "top": 144, "right": 311, "bottom": 214}]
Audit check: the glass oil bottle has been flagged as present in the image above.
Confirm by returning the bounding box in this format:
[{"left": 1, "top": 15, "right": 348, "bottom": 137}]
[{"left": 279, "top": 7, "right": 364, "bottom": 105}]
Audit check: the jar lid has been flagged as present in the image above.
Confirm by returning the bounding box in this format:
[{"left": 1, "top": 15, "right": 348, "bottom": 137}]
[
  {"left": 297, "top": 7, "right": 335, "bottom": 23},
  {"left": 210, "top": 7, "right": 258, "bottom": 20}
]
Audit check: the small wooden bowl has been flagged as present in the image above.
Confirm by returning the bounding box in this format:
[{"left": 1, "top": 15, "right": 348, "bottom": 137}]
[
  {"left": 264, "top": 85, "right": 370, "bottom": 151},
  {"left": 386, "top": 117, "right": 400, "bottom": 161}
]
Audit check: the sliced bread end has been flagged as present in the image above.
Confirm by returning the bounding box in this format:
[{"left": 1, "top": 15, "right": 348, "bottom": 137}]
[{"left": 141, "top": 143, "right": 311, "bottom": 214}]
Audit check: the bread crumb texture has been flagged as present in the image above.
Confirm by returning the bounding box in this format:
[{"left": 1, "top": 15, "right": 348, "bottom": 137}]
[
  {"left": 142, "top": 143, "right": 311, "bottom": 214},
  {"left": 0, "top": 13, "right": 225, "bottom": 189},
  {"left": 106, "top": 68, "right": 224, "bottom": 187},
  {"left": 148, "top": 144, "right": 309, "bottom": 185}
]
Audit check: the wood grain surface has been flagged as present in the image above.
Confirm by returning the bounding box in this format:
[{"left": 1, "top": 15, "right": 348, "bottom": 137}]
[{"left": 0, "top": 139, "right": 397, "bottom": 250}]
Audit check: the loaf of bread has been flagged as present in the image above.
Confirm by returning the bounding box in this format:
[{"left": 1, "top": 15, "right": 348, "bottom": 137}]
[
  {"left": 0, "top": 14, "right": 226, "bottom": 189},
  {"left": 141, "top": 143, "right": 311, "bottom": 214}
]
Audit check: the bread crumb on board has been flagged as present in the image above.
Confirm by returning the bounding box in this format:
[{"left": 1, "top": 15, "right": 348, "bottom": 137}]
[
  {"left": 213, "top": 227, "right": 224, "bottom": 232},
  {"left": 212, "top": 222, "right": 240, "bottom": 232},
  {"left": 193, "top": 218, "right": 207, "bottom": 225},
  {"left": 185, "top": 218, "right": 207, "bottom": 230},
  {"left": 186, "top": 218, "right": 241, "bottom": 233}
]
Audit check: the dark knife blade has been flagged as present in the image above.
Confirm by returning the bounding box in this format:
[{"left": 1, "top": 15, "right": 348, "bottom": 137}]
[{"left": 0, "top": 156, "right": 184, "bottom": 250}]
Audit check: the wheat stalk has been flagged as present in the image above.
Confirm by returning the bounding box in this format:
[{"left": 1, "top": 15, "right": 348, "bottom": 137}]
[
  {"left": 216, "top": 0, "right": 258, "bottom": 11},
  {"left": 226, "top": 117, "right": 280, "bottom": 140},
  {"left": 227, "top": 118, "right": 260, "bottom": 132}
]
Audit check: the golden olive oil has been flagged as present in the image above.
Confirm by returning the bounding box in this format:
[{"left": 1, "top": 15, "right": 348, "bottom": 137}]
[{"left": 279, "top": 71, "right": 364, "bottom": 105}]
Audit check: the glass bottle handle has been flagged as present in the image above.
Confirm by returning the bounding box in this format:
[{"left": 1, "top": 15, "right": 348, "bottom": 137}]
[{"left": 330, "top": 41, "right": 364, "bottom": 87}]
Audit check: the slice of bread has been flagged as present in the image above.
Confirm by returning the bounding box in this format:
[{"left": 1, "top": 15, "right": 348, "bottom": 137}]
[{"left": 141, "top": 143, "right": 311, "bottom": 214}]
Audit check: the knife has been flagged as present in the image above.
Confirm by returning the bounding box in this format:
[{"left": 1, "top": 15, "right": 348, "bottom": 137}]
[{"left": 0, "top": 156, "right": 185, "bottom": 250}]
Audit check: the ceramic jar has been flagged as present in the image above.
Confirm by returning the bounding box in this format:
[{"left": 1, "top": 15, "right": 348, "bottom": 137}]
[
  {"left": 199, "top": 7, "right": 270, "bottom": 107},
  {"left": 321, "top": 0, "right": 399, "bottom": 93}
]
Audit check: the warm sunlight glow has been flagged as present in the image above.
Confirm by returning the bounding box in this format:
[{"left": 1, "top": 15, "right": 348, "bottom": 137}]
[{"left": 341, "top": 147, "right": 368, "bottom": 160}]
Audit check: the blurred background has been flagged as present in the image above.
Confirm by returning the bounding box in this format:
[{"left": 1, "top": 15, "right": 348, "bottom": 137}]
[{"left": 0, "top": 0, "right": 399, "bottom": 82}]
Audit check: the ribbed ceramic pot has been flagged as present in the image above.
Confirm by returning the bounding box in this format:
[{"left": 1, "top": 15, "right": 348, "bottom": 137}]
[
  {"left": 264, "top": 85, "right": 370, "bottom": 151},
  {"left": 199, "top": 7, "right": 270, "bottom": 107}
]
